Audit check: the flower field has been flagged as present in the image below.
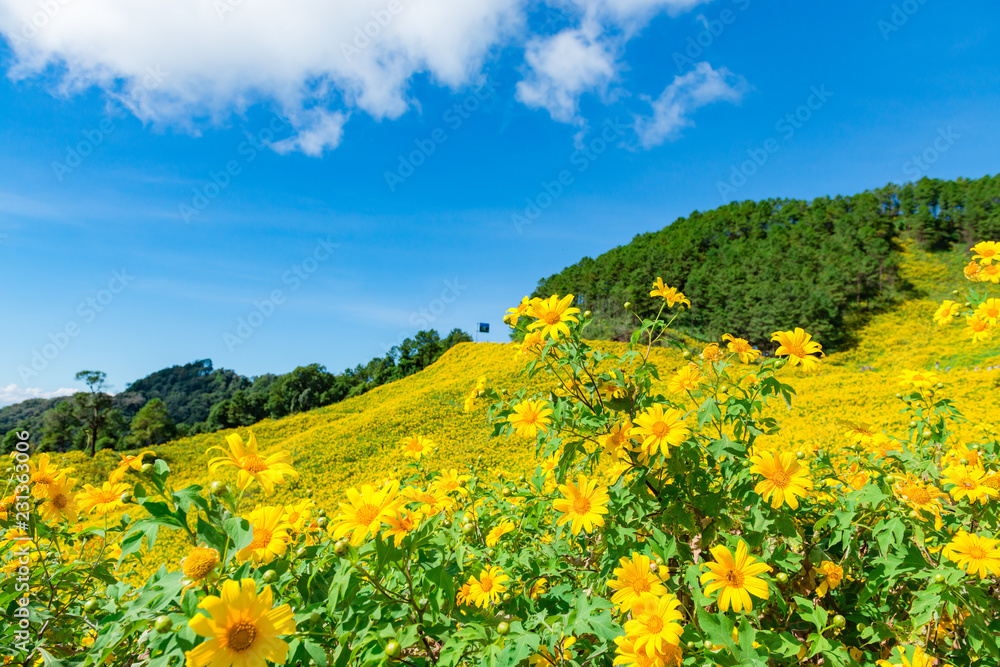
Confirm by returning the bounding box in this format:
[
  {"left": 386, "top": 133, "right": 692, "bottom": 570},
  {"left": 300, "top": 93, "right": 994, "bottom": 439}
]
[{"left": 4, "top": 245, "right": 1000, "bottom": 666}]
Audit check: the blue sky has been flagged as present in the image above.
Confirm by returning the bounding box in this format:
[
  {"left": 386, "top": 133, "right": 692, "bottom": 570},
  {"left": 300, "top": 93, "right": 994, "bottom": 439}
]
[{"left": 0, "top": 0, "right": 998, "bottom": 404}]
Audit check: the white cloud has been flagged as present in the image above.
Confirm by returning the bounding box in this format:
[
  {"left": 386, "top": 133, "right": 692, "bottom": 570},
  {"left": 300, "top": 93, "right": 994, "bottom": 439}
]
[
  {"left": 0, "top": 384, "right": 75, "bottom": 407},
  {"left": 635, "top": 62, "right": 749, "bottom": 148},
  {"left": 0, "top": 0, "right": 724, "bottom": 154}
]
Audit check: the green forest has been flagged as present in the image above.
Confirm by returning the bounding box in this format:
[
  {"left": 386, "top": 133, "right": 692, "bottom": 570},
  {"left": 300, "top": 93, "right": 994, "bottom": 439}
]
[
  {"left": 536, "top": 175, "right": 1000, "bottom": 348},
  {"left": 0, "top": 328, "right": 470, "bottom": 455}
]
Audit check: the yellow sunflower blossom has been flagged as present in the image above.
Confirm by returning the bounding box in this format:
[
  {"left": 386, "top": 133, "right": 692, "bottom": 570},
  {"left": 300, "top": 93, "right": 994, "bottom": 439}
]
[
  {"left": 108, "top": 449, "right": 155, "bottom": 483},
  {"left": 237, "top": 505, "right": 291, "bottom": 564},
  {"left": 971, "top": 240, "right": 999, "bottom": 265},
  {"left": 431, "top": 469, "right": 471, "bottom": 496},
  {"left": 966, "top": 314, "right": 994, "bottom": 342},
  {"left": 599, "top": 421, "right": 635, "bottom": 461},
  {"left": 402, "top": 486, "right": 454, "bottom": 515},
  {"left": 942, "top": 530, "right": 1000, "bottom": 579},
  {"left": 963, "top": 260, "right": 982, "bottom": 281},
  {"left": 181, "top": 547, "right": 220, "bottom": 587},
  {"left": 933, "top": 299, "right": 961, "bottom": 326},
  {"left": 467, "top": 566, "right": 509, "bottom": 607},
  {"left": 749, "top": 451, "right": 812, "bottom": 510},
  {"left": 980, "top": 263, "right": 1000, "bottom": 283},
  {"left": 207, "top": 431, "right": 298, "bottom": 495},
  {"left": 614, "top": 634, "right": 682, "bottom": 667},
  {"left": 893, "top": 475, "right": 946, "bottom": 529},
  {"left": 701, "top": 343, "right": 723, "bottom": 363},
  {"left": 943, "top": 464, "right": 999, "bottom": 504},
  {"left": 527, "top": 294, "right": 580, "bottom": 339},
  {"left": 384, "top": 509, "right": 422, "bottom": 546},
  {"left": 814, "top": 560, "right": 843, "bottom": 597},
  {"left": 633, "top": 404, "right": 689, "bottom": 459},
  {"left": 553, "top": 475, "right": 609, "bottom": 535},
  {"left": 331, "top": 481, "right": 402, "bottom": 546},
  {"left": 38, "top": 474, "right": 78, "bottom": 524},
  {"left": 699, "top": 541, "right": 772, "bottom": 613},
  {"left": 504, "top": 296, "right": 536, "bottom": 325},
  {"left": 771, "top": 328, "right": 824, "bottom": 372},
  {"left": 607, "top": 553, "right": 667, "bottom": 612},
  {"left": 975, "top": 298, "right": 1000, "bottom": 325},
  {"left": 508, "top": 400, "right": 553, "bottom": 439},
  {"left": 186, "top": 578, "right": 296, "bottom": 667},
  {"left": 76, "top": 480, "right": 129, "bottom": 516},
  {"left": 721, "top": 334, "right": 760, "bottom": 363},
  {"left": 622, "top": 592, "right": 684, "bottom": 657},
  {"left": 649, "top": 278, "right": 690, "bottom": 308},
  {"left": 485, "top": 519, "right": 515, "bottom": 547},
  {"left": 28, "top": 453, "right": 74, "bottom": 499},
  {"left": 898, "top": 369, "right": 939, "bottom": 389},
  {"left": 400, "top": 434, "right": 435, "bottom": 459},
  {"left": 667, "top": 364, "right": 702, "bottom": 394},
  {"left": 875, "top": 645, "right": 935, "bottom": 667}
]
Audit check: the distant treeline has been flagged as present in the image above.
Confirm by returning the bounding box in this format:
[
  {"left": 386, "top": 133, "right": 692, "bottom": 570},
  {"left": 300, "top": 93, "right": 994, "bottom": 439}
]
[
  {"left": 535, "top": 175, "right": 1000, "bottom": 349},
  {"left": 0, "top": 328, "right": 471, "bottom": 455}
]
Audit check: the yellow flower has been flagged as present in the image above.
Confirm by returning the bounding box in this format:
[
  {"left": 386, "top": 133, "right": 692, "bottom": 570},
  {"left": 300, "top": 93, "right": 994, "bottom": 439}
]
[
  {"left": 528, "top": 578, "right": 548, "bottom": 599},
  {"left": 667, "top": 365, "right": 702, "bottom": 394},
  {"left": 749, "top": 451, "right": 813, "bottom": 510},
  {"left": 456, "top": 581, "right": 473, "bottom": 605},
  {"left": 108, "top": 449, "right": 155, "bottom": 483},
  {"left": 39, "top": 475, "right": 78, "bottom": 524},
  {"left": 76, "top": 481, "right": 129, "bottom": 515},
  {"left": 721, "top": 334, "right": 760, "bottom": 363},
  {"left": 402, "top": 486, "right": 454, "bottom": 515},
  {"left": 527, "top": 294, "right": 580, "bottom": 339},
  {"left": 607, "top": 553, "right": 667, "bottom": 612},
  {"left": 552, "top": 475, "right": 609, "bottom": 535},
  {"left": 963, "top": 260, "right": 982, "bottom": 281},
  {"left": 28, "top": 453, "right": 74, "bottom": 499},
  {"left": 975, "top": 298, "right": 1000, "bottom": 325},
  {"left": 282, "top": 499, "right": 314, "bottom": 533},
  {"left": 207, "top": 431, "right": 298, "bottom": 495},
  {"left": 966, "top": 314, "right": 994, "bottom": 342},
  {"left": 699, "top": 541, "right": 771, "bottom": 612},
  {"left": 519, "top": 331, "right": 547, "bottom": 357},
  {"left": 504, "top": 296, "right": 535, "bottom": 325},
  {"left": 485, "top": 519, "right": 515, "bottom": 547},
  {"left": 331, "top": 481, "right": 402, "bottom": 546},
  {"left": 431, "top": 469, "right": 471, "bottom": 496},
  {"left": 942, "top": 464, "right": 999, "bottom": 504},
  {"left": 181, "top": 547, "right": 220, "bottom": 583},
  {"left": 186, "top": 578, "right": 296, "bottom": 667},
  {"left": 622, "top": 592, "right": 684, "bottom": 657},
  {"left": 933, "top": 299, "right": 961, "bottom": 325},
  {"left": 614, "top": 634, "right": 682, "bottom": 667},
  {"left": 384, "top": 509, "right": 422, "bottom": 546},
  {"left": 599, "top": 421, "right": 635, "bottom": 461},
  {"left": 875, "top": 645, "right": 934, "bottom": 667},
  {"left": 530, "top": 637, "right": 577, "bottom": 666},
  {"left": 980, "top": 263, "right": 1000, "bottom": 283},
  {"left": 771, "top": 328, "right": 823, "bottom": 372},
  {"left": 649, "top": 278, "right": 690, "bottom": 308},
  {"left": 814, "top": 561, "right": 843, "bottom": 597},
  {"left": 238, "top": 506, "right": 291, "bottom": 564},
  {"left": 467, "top": 566, "right": 509, "bottom": 607},
  {"left": 898, "top": 369, "right": 940, "bottom": 388},
  {"left": 893, "top": 475, "right": 946, "bottom": 529},
  {"left": 633, "top": 404, "right": 689, "bottom": 458},
  {"left": 942, "top": 530, "right": 1000, "bottom": 579},
  {"left": 508, "top": 400, "right": 553, "bottom": 439},
  {"left": 701, "top": 343, "right": 722, "bottom": 363},
  {"left": 971, "top": 240, "right": 999, "bottom": 265},
  {"left": 400, "top": 434, "right": 435, "bottom": 459}
]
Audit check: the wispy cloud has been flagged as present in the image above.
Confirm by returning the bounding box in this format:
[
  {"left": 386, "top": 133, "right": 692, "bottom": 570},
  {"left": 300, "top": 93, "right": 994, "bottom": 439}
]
[{"left": 0, "top": 383, "right": 75, "bottom": 407}]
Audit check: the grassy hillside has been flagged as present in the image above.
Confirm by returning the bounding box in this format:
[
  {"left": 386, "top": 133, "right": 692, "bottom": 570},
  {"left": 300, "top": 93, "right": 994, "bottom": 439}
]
[{"left": 54, "top": 249, "right": 1000, "bottom": 572}]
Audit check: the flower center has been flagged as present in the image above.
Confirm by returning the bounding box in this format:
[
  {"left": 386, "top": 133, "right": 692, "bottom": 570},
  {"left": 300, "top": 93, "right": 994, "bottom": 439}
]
[
  {"left": 906, "top": 487, "right": 931, "bottom": 505},
  {"left": 572, "top": 496, "right": 592, "bottom": 515},
  {"left": 632, "top": 577, "right": 651, "bottom": 593},
  {"left": 968, "top": 546, "right": 987, "bottom": 560},
  {"left": 227, "top": 620, "right": 257, "bottom": 652},
  {"left": 784, "top": 343, "right": 806, "bottom": 358},
  {"left": 961, "top": 478, "right": 976, "bottom": 489},
  {"left": 480, "top": 574, "right": 495, "bottom": 592},
  {"left": 240, "top": 455, "right": 268, "bottom": 473},
  {"left": 651, "top": 422, "right": 669, "bottom": 438},
  {"left": 96, "top": 490, "right": 119, "bottom": 504},
  {"left": 520, "top": 409, "right": 538, "bottom": 425},
  {"left": 645, "top": 616, "right": 664, "bottom": 634},
  {"left": 770, "top": 470, "right": 791, "bottom": 488},
  {"left": 249, "top": 527, "right": 274, "bottom": 550},
  {"left": 356, "top": 504, "right": 380, "bottom": 526},
  {"left": 52, "top": 494, "right": 68, "bottom": 509},
  {"left": 34, "top": 473, "right": 54, "bottom": 485},
  {"left": 725, "top": 569, "right": 745, "bottom": 587},
  {"left": 543, "top": 311, "right": 562, "bottom": 325}
]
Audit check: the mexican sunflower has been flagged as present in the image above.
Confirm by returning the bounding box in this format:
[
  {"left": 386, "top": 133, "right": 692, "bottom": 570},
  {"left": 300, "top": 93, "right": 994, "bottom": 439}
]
[
  {"left": 39, "top": 475, "right": 78, "bottom": 524},
  {"left": 722, "top": 334, "right": 760, "bottom": 363},
  {"left": 76, "top": 481, "right": 129, "bottom": 516},
  {"left": 943, "top": 530, "right": 1000, "bottom": 579},
  {"left": 207, "top": 432, "right": 298, "bottom": 495},
  {"left": 399, "top": 435, "right": 435, "bottom": 459},
  {"left": 771, "top": 328, "right": 823, "bottom": 372},
  {"left": 553, "top": 475, "right": 609, "bottom": 535},
  {"left": 700, "top": 541, "right": 772, "bottom": 612},
  {"left": 649, "top": 278, "right": 690, "bottom": 308},
  {"left": 607, "top": 553, "right": 667, "bottom": 612},
  {"left": 633, "top": 404, "right": 689, "bottom": 459},
  {"left": 237, "top": 506, "right": 292, "bottom": 564},
  {"left": 876, "top": 646, "right": 935, "bottom": 667},
  {"left": 467, "top": 566, "right": 509, "bottom": 607},
  {"left": 933, "top": 299, "right": 961, "bottom": 326},
  {"left": 613, "top": 634, "right": 682, "bottom": 667},
  {"left": 749, "top": 451, "right": 813, "bottom": 509},
  {"left": 527, "top": 294, "right": 580, "bottom": 339},
  {"left": 186, "top": 578, "right": 297, "bottom": 667},
  {"left": 508, "top": 400, "right": 553, "bottom": 439},
  {"left": 331, "top": 480, "right": 402, "bottom": 545},
  {"left": 622, "top": 592, "right": 684, "bottom": 657},
  {"left": 28, "top": 453, "right": 74, "bottom": 499},
  {"left": 108, "top": 449, "right": 155, "bottom": 483}
]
